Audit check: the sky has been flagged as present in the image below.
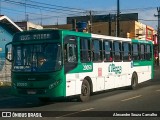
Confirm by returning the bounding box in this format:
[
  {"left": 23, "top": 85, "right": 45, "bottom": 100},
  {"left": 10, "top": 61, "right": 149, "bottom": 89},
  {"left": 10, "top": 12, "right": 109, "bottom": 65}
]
[{"left": 1, "top": 0, "right": 159, "bottom": 29}]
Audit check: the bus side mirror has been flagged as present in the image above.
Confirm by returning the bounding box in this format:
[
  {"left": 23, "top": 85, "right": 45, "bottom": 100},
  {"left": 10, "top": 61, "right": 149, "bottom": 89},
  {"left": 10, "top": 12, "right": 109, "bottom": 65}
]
[{"left": 5, "top": 42, "right": 13, "bottom": 62}]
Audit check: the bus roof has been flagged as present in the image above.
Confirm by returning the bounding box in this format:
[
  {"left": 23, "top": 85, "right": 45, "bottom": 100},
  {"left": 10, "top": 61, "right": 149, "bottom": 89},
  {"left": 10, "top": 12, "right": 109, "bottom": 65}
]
[
  {"left": 91, "top": 33, "right": 131, "bottom": 42},
  {"left": 13, "top": 29, "right": 153, "bottom": 44}
]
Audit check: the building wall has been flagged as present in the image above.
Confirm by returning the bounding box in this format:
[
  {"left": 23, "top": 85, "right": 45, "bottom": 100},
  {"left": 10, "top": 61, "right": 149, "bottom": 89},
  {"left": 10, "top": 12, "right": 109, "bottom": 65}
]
[
  {"left": 27, "top": 22, "right": 43, "bottom": 30},
  {"left": 146, "top": 25, "right": 154, "bottom": 41},
  {"left": 43, "top": 24, "right": 72, "bottom": 30},
  {"left": 91, "top": 21, "right": 136, "bottom": 38},
  {"left": 135, "top": 21, "right": 146, "bottom": 40},
  {"left": 0, "top": 26, "right": 13, "bottom": 82},
  {"left": 16, "top": 21, "right": 43, "bottom": 30},
  {"left": 0, "top": 26, "right": 13, "bottom": 59}
]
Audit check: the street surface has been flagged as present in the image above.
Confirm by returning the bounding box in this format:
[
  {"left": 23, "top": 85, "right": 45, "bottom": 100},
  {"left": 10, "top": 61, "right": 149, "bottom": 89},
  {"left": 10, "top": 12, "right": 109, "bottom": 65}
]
[{"left": 0, "top": 66, "right": 160, "bottom": 120}]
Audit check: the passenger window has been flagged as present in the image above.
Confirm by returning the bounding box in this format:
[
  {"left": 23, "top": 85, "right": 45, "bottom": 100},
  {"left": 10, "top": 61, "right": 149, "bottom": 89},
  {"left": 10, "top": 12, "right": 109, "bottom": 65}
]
[
  {"left": 122, "top": 42, "right": 131, "bottom": 61},
  {"left": 92, "top": 39, "right": 102, "bottom": 62},
  {"left": 80, "top": 38, "right": 91, "bottom": 62},
  {"left": 103, "top": 40, "right": 113, "bottom": 62},
  {"left": 146, "top": 44, "right": 152, "bottom": 60},
  {"left": 113, "top": 41, "right": 122, "bottom": 61},
  {"left": 140, "top": 44, "right": 145, "bottom": 60},
  {"left": 132, "top": 44, "right": 139, "bottom": 60}
]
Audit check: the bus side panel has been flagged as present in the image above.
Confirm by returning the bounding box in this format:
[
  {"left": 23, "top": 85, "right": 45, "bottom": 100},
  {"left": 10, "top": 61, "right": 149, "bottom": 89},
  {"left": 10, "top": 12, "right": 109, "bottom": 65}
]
[
  {"left": 132, "top": 61, "right": 153, "bottom": 83},
  {"left": 65, "top": 73, "right": 82, "bottom": 96}
]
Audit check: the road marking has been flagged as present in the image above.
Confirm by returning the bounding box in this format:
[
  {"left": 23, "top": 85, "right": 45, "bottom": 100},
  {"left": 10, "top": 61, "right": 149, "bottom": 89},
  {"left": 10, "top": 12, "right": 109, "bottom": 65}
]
[
  {"left": 121, "top": 95, "right": 142, "bottom": 102},
  {"left": 81, "top": 108, "right": 94, "bottom": 111},
  {"left": 156, "top": 89, "right": 160, "bottom": 92},
  {"left": 56, "top": 108, "right": 94, "bottom": 118}
]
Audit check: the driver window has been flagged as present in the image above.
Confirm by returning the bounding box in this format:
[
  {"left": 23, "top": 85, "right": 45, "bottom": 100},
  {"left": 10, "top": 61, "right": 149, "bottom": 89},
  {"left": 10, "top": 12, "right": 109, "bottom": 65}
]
[{"left": 66, "top": 44, "right": 77, "bottom": 63}]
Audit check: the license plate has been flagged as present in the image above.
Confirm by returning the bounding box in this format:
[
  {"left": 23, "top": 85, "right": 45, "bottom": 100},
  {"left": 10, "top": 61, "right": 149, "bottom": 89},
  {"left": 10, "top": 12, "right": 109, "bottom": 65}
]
[{"left": 27, "top": 90, "right": 36, "bottom": 94}]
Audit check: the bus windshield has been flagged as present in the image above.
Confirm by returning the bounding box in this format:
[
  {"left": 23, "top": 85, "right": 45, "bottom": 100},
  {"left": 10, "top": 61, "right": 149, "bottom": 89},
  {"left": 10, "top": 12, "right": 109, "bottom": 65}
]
[{"left": 13, "top": 43, "right": 62, "bottom": 72}]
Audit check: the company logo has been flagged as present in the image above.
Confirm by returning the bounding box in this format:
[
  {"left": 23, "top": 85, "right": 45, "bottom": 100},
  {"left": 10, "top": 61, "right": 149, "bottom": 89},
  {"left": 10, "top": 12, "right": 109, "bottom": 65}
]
[
  {"left": 1, "top": 112, "right": 42, "bottom": 118},
  {"left": 2, "top": 112, "right": 11, "bottom": 117},
  {"left": 108, "top": 64, "right": 122, "bottom": 74}
]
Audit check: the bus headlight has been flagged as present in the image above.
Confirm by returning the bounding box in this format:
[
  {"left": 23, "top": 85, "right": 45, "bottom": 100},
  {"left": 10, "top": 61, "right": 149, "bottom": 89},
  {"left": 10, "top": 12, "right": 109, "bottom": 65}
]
[
  {"left": 49, "top": 80, "right": 60, "bottom": 89},
  {"left": 13, "top": 83, "right": 16, "bottom": 89}
]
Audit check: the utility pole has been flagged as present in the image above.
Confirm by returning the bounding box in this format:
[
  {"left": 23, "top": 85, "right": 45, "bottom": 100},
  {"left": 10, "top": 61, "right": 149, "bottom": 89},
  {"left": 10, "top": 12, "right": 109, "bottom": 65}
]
[
  {"left": 40, "top": 9, "right": 42, "bottom": 25},
  {"left": 108, "top": 14, "right": 111, "bottom": 36},
  {"left": 0, "top": 0, "right": 1, "bottom": 15},
  {"left": 89, "top": 10, "right": 92, "bottom": 33},
  {"left": 155, "top": 7, "right": 160, "bottom": 66},
  {"left": 26, "top": 14, "right": 29, "bottom": 21},
  {"left": 117, "top": 0, "right": 120, "bottom": 37},
  {"left": 72, "top": 19, "right": 76, "bottom": 31},
  {"left": 25, "top": 0, "right": 27, "bottom": 21}
]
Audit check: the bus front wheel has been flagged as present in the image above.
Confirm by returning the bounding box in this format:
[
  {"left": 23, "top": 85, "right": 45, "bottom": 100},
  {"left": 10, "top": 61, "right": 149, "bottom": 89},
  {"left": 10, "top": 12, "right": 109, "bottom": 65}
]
[{"left": 79, "top": 79, "right": 90, "bottom": 102}]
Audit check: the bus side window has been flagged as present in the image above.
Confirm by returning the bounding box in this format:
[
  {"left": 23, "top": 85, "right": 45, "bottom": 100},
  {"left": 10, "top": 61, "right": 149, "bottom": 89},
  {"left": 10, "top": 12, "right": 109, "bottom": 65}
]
[
  {"left": 132, "top": 43, "right": 139, "bottom": 60},
  {"left": 66, "top": 44, "right": 77, "bottom": 63},
  {"left": 64, "top": 44, "right": 67, "bottom": 62},
  {"left": 113, "top": 41, "right": 122, "bottom": 61},
  {"left": 80, "top": 38, "right": 91, "bottom": 62},
  {"left": 122, "top": 42, "right": 131, "bottom": 61},
  {"left": 140, "top": 44, "right": 145, "bottom": 60},
  {"left": 146, "top": 44, "right": 152, "bottom": 60},
  {"left": 92, "top": 39, "right": 103, "bottom": 62},
  {"left": 103, "top": 40, "right": 113, "bottom": 62},
  {"left": 64, "top": 44, "right": 77, "bottom": 63}
]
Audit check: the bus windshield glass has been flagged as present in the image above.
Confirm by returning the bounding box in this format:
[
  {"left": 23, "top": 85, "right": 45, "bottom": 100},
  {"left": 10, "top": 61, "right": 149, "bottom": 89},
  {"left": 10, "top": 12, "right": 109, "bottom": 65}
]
[{"left": 13, "top": 43, "right": 62, "bottom": 72}]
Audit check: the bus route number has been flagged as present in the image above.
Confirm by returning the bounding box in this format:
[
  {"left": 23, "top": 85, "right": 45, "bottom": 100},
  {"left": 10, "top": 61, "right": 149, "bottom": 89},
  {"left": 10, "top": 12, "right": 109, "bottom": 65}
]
[{"left": 83, "top": 65, "right": 92, "bottom": 71}]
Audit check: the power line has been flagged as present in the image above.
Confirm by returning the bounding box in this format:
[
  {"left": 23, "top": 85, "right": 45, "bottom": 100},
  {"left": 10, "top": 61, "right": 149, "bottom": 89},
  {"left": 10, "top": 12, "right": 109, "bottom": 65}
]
[
  {"left": 25, "top": 0, "right": 85, "bottom": 11},
  {"left": 1, "top": 0, "right": 158, "bottom": 27},
  {"left": 3, "top": 0, "right": 86, "bottom": 14}
]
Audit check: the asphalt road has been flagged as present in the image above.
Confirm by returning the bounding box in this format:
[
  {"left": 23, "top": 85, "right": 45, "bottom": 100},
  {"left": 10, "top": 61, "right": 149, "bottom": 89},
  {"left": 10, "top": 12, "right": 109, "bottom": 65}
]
[{"left": 0, "top": 67, "right": 160, "bottom": 120}]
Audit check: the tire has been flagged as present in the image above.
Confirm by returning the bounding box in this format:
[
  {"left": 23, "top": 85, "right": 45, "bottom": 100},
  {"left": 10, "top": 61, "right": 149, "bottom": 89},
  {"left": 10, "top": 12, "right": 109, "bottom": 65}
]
[
  {"left": 79, "top": 80, "right": 90, "bottom": 102},
  {"left": 130, "top": 73, "right": 138, "bottom": 90}
]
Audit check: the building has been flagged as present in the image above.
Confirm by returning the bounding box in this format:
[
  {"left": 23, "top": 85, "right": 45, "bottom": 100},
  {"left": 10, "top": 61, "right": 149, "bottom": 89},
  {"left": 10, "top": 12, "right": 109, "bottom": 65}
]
[
  {"left": 67, "top": 13, "right": 138, "bottom": 24},
  {"left": 43, "top": 18, "right": 155, "bottom": 41},
  {"left": 0, "top": 15, "right": 22, "bottom": 83},
  {"left": 15, "top": 21, "right": 43, "bottom": 31},
  {"left": 0, "top": 15, "right": 22, "bottom": 60}
]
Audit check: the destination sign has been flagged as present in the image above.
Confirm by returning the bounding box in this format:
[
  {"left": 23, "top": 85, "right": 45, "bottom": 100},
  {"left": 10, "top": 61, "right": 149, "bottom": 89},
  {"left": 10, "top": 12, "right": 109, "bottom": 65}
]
[
  {"left": 19, "top": 33, "right": 51, "bottom": 41},
  {"left": 13, "top": 30, "right": 60, "bottom": 42}
]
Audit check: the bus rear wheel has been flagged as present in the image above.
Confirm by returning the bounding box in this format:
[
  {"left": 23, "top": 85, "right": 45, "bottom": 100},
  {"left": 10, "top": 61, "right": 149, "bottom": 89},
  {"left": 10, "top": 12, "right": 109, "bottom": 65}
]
[
  {"left": 130, "top": 73, "right": 138, "bottom": 90},
  {"left": 79, "top": 80, "right": 90, "bottom": 102}
]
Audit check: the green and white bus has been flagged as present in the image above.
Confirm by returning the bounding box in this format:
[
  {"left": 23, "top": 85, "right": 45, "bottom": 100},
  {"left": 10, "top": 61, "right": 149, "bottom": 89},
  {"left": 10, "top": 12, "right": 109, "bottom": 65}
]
[{"left": 5, "top": 29, "right": 154, "bottom": 102}]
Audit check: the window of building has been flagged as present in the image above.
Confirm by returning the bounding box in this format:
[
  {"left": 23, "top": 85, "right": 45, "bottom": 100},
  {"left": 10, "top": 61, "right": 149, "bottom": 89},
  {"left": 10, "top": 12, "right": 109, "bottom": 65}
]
[
  {"left": 132, "top": 44, "right": 139, "bottom": 60},
  {"left": 80, "top": 38, "right": 91, "bottom": 62},
  {"left": 145, "top": 44, "right": 152, "bottom": 60},
  {"left": 113, "top": 41, "right": 122, "bottom": 61},
  {"left": 122, "top": 42, "right": 131, "bottom": 61},
  {"left": 92, "top": 39, "right": 102, "bottom": 62},
  {"left": 103, "top": 40, "right": 113, "bottom": 61}
]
